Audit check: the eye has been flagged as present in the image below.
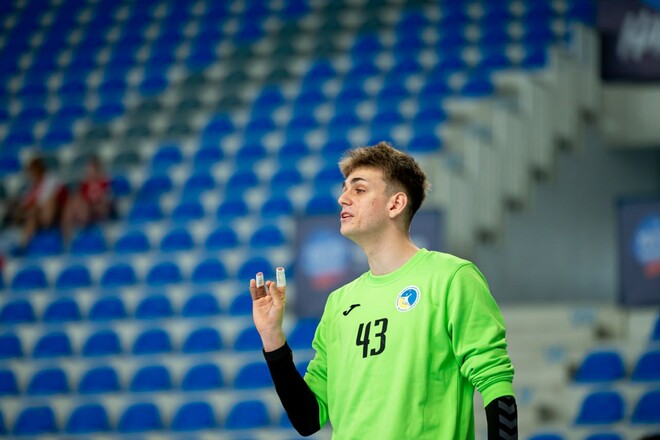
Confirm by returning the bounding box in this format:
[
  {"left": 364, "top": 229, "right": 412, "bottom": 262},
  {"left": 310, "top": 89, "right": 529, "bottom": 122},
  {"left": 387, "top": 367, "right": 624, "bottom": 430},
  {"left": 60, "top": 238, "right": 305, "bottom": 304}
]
[{"left": 355, "top": 188, "right": 365, "bottom": 194}]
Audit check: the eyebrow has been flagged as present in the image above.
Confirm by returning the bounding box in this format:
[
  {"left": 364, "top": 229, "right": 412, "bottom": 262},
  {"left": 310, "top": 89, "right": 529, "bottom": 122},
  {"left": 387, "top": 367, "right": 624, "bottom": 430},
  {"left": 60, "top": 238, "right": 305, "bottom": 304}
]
[{"left": 342, "top": 177, "right": 367, "bottom": 190}]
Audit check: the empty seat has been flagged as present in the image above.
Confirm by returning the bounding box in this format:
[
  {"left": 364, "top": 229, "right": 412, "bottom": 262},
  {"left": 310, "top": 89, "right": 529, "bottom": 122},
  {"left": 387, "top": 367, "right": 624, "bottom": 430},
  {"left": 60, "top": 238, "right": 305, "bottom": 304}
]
[
  {"left": 13, "top": 406, "right": 57, "bottom": 436},
  {"left": 55, "top": 264, "right": 93, "bottom": 290},
  {"left": 182, "top": 293, "right": 221, "bottom": 317},
  {"left": 138, "top": 175, "right": 173, "bottom": 199},
  {"left": 0, "top": 333, "right": 23, "bottom": 358},
  {"left": 33, "top": 331, "right": 72, "bottom": 358},
  {"left": 305, "top": 194, "right": 339, "bottom": 215},
  {"left": 78, "top": 366, "right": 120, "bottom": 394},
  {"left": 114, "top": 230, "right": 150, "bottom": 254},
  {"left": 130, "top": 365, "right": 172, "bottom": 392},
  {"left": 181, "top": 363, "right": 224, "bottom": 391},
  {"left": 229, "top": 292, "right": 252, "bottom": 316},
  {"left": 70, "top": 227, "right": 107, "bottom": 255},
  {"left": 527, "top": 435, "right": 565, "bottom": 440},
  {"left": 118, "top": 402, "right": 163, "bottom": 433},
  {"left": 146, "top": 261, "right": 183, "bottom": 286},
  {"left": 234, "top": 361, "right": 272, "bottom": 389},
  {"left": 632, "top": 389, "right": 660, "bottom": 423},
  {"left": 171, "top": 401, "right": 217, "bottom": 431},
  {"left": 574, "top": 351, "right": 625, "bottom": 383},
  {"left": 11, "top": 265, "right": 48, "bottom": 291},
  {"left": 205, "top": 225, "right": 239, "bottom": 250},
  {"left": 160, "top": 229, "right": 194, "bottom": 253},
  {"left": 27, "top": 367, "right": 69, "bottom": 395},
  {"left": 584, "top": 434, "right": 623, "bottom": 440},
  {"left": 150, "top": 144, "right": 183, "bottom": 171},
  {"left": 127, "top": 200, "right": 164, "bottom": 223},
  {"left": 216, "top": 197, "right": 250, "bottom": 219},
  {"left": 191, "top": 258, "right": 227, "bottom": 284},
  {"left": 42, "top": 297, "right": 81, "bottom": 323},
  {"left": 270, "top": 167, "right": 304, "bottom": 190},
  {"left": 225, "top": 168, "right": 260, "bottom": 192},
  {"left": 0, "top": 369, "right": 19, "bottom": 395},
  {"left": 101, "top": 263, "right": 137, "bottom": 287},
  {"left": 0, "top": 299, "right": 35, "bottom": 324},
  {"left": 193, "top": 146, "right": 224, "bottom": 169},
  {"left": 575, "top": 390, "right": 625, "bottom": 425},
  {"left": 249, "top": 224, "right": 286, "bottom": 247},
  {"left": 237, "top": 257, "right": 273, "bottom": 281},
  {"left": 652, "top": 314, "right": 660, "bottom": 341},
  {"left": 65, "top": 403, "right": 110, "bottom": 434},
  {"left": 288, "top": 318, "right": 320, "bottom": 350},
  {"left": 261, "top": 195, "right": 294, "bottom": 218},
  {"left": 82, "top": 329, "right": 122, "bottom": 357},
  {"left": 183, "top": 172, "right": 216, "bottom": 195},
  {"left": 132, "top": 328, "right": 172, "bottom": 355},
  {"left": 225, "top": 400, "right": 270, "bottom": 429},
  {"left": 632, "top": 350, "right": 660, "bottom": 381},
  {"left": 233, "top": 326, "right": 262, "bottom": 351},
  {"left": 135, "top": 294, "right": 174, "bottom": 320},
  {"left": 182, "top": 327, "right": 222, "bottom": 354},
  {"left": 88, "top": 296, "right": 127, "bottom": 321},
  {"left": 171, "top": 200, "right": 205, "bottom": 222}
]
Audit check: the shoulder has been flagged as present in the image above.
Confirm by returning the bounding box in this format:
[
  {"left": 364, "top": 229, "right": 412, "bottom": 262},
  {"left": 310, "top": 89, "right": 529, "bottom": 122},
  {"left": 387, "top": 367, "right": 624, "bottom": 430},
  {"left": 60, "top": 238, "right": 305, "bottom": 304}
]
[
  {"left": 421, "top": 250, "right": 474, "bottom": 273},
  {"left": 325, "top": 272, "right": 368, "bottom": 306}
]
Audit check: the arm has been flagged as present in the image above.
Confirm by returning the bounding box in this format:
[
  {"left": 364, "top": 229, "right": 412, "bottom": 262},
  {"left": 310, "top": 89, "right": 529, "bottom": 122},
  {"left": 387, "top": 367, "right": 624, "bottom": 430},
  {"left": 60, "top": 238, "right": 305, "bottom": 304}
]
[
  {"left": 249, "top": 272, "right": 322, "bottom": 436},
  {"left": 485, "top": 395, "right": 518, "bottom": 440}
]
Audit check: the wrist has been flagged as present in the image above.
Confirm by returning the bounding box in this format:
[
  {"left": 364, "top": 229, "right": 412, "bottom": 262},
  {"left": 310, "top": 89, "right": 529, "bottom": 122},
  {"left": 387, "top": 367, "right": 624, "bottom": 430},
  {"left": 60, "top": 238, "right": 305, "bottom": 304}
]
[{"left": 261, "top": 330, "right": 286, "bottom": 352}]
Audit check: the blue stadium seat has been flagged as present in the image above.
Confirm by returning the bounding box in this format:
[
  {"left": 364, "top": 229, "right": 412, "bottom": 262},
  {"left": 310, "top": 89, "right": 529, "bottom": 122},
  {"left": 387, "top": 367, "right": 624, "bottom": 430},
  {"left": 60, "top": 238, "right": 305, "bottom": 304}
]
[
  {"left": 11, "top": 265, "right": 48, "bottom": 291},
  {"left": 114, "top": 230, "right": 150, "bottom": 254},
  {"left": 420, "top": 78, "right": 452, "bottom": 101},
  {"left": 237, "top": 256, "right": 273, "bottom": 282},
  {"left": 13, "top": 406, "right": 58, "bottom": 436},
  {"left": 171, "top": 200, "right": 205, "bottom": 222},
  {"left": 278, "top": 142, "right": 310, "bottom": 164},
  {"left": 0, "top": 299, "right": 35, "bottom": 324},
  {"left": 118, "top": 403, "right": 163, "bottom": 433},
  {"left": 285, "top": 115, "right": 319, "bottom": 143},
  {"left": 135, "top": 294, "right": 174, "bottom": 320},
  {"left": 632, "top": 350, "right": 660, "bottom": 381},
  {"left": 528, "top": 435, "right": 565, "bottom": 440},
  {"left": 110, "top": 174, "right": 131, "bottom": 196},
  {"left": 182, "top": 293, "right": 221, "bottom": 317},
  {"left": 216, "top": 197, "right": 250, "bottom": 219},
  {"left": 574, "top": 351, "right": 625, "bottom": 383},
  {"left": 205, "top": 225, "right": 239, "bottom": 250},
  {"left": 632, "top": 389, "right": 660, "bottom": 424},
  {"left": 181, "top": 363, "right": 224, "bottom": 391},
  {"left": 82, "top": 329, "right": 122, "bottom": 357},
  {"left": 229, "top": 292, "right": 252, "bottom": 316},
  {"left": 249, "top": 224, "right": 286, "bottom": 247},
  {"left": 55, "top": 264, "right": 93, "bottom": 290},
  {"left": 183, "top": 172, "right": 216, "bottom": 195},
  {"left": 314, "top": 164, "right": 343, "bottom": 190},
  {"left": 233, "top": 326, "right": 263, "bottom": 352},
  {"left": 288, "top": 318, "right": 320, "bottom": 350},
  {"left": 182, "top": 327, "right": 222, "bottom": 354},
  {"left": 151, "top": 144, "right": 183, "bottom": 171},
  {"left": 376, "top": 84, "right": 409, "bottom": 109},
  {"left": 350, "top": 34, "right": 383, "bottom": 59},
  {"left": 139, "top": 175, "right": 173, "bottom": 199},
  {"left": 139, "top": 74, "right": 168, "bottom": 96},
  {"left": 93, "top": 101, "right": 125, "bottom": 122},
  {"left": 303, "top": 60, "right": 336, "bottom": 86},
  {"left": 371, "top": 109, "right": 405, "bottom": 138},
  {"left": 0, "top": 333, "right": 23, "bottom": 359},
  {"left": 146, "top": 261, "right": 183, "bottom": 286},
  {"left": 226, "top": 168, "right": 260, "bottom": 192},
  {"left": 408, "top": 134, "right": 443, "bottom": 153},
  {"left": 344, "top": 63, "right": 379, "bottom": 83},
  {"left": 652, "top": 314, "right": 660, "bottom": 341},
  {"left": 305, "top": 193, "right": 339, "bottom": 215},
  {"left": 201, "top": 115, "right": 234, "bottom": 144},
  {"left": 320, "top": 139, "right": 348, "bottom": 161},
  {"left": 132, "top": 328, "right": 172, "bottom": 355},
  {"left": 130, "top": 365, "right": 172, "bottom": 392},
  {"left": 584, "top": 434, "right": 623, "bottom": 440},
  {"left": 575, "top": 391, "right": 625, "bottom": 424},
  {"left": 191, "top": 258, "right": 227, "bottom": 284},
  {"left": 65, "top": 403, "right": 110, "bottom": 434},
  {"left": 261, "top": 195, "right": 294, "bottom": 218},
  {"left": 193, "top": 146, "right": 224, "bottom": 169},
  {"left": 254, "top": 86, "right": 286, "bottom": 110},
  {"left": 33, "top": 331, "right": 72, "bottom": 358},
  {"left": 160, "top": 228, "right": 195, "bottom": 251},
  {"left": 43, "top": 297, "right": 82, "bottom": 323},
  {"left": 70, "top": 227, "right": 107, "bottom": 255},
  {"left": 27, "top": 367, "right": 69, "bottom": 395},
  {"left": 78, "top": 366, "right": 120, "bottom": 394},
  {"left": 88, "top": 296, "right": 127, "bottom": 321},
  {"left": 293, "top": 89, "right": 326, "bottom": 113},
  {"left": 234, "top": 362, "right": 272, "bottom": 389},
  {"left": 0, "top": 156, "right": 21, "bottom": 176},
  {"left": 225, "top": 400, "right": 270, "bottom": 429},
  {"left": 128, "top": 200, "right": 164, "bottom": 223},
  {"left": 100, "top": 263, "right": 137, "bottom": 287},
  {"left": 41, "top": 125, "right": 74, "bottom": 151},
  {"left": 171, "top": 401, "right": 217, "bottom": 431},
  {"left": 0, "top": 369, "right": 18, "bottom": 395}
]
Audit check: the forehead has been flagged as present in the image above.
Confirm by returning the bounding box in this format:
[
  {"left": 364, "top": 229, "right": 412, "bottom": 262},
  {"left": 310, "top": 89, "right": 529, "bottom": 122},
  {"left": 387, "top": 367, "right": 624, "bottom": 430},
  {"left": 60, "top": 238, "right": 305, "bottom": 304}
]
[{"left": 343, "top": 166, "right": 386, "bottom": 186}]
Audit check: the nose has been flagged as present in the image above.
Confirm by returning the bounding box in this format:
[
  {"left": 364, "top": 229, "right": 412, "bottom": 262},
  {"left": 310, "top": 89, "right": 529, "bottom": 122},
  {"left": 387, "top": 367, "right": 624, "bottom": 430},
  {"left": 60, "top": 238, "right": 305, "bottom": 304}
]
[{"left": 338, "top": 190, "right": 350, "bottom": 206}]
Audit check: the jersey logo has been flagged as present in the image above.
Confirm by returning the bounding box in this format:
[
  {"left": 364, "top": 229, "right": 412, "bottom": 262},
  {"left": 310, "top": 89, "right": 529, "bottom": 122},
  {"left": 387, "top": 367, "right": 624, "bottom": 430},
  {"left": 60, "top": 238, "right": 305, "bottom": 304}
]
[
  {"left": 396, "top": 286, "right": 420, "bottom": 312},
  {"left": 342, "top": 304, "right": 361, "bottom": 316}
]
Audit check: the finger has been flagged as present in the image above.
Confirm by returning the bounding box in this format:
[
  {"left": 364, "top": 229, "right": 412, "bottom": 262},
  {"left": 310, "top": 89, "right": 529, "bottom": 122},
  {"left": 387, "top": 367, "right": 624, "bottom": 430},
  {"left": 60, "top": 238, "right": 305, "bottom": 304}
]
[
  {"left": 275, "top": 266, "right": 287, "bottom": 299},
  {"left": 268, "top": 280, "right": 285, "bottom": 308},
  {"left": 249, "top": 275, "right": 267, "bottom": 301}
]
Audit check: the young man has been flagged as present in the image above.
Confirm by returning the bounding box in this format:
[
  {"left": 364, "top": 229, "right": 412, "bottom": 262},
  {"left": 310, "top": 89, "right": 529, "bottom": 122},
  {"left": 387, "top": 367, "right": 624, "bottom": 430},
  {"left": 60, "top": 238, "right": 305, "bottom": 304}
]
[{"left": 250, "top": 142, "right": 517, "bottom": 439}]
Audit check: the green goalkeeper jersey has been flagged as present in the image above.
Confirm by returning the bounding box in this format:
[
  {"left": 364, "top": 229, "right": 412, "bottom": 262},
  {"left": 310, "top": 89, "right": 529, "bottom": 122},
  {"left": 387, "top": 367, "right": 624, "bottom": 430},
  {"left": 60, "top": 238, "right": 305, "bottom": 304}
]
[{"left": 303, "top": 248, "right": 515, "bottom": 439}]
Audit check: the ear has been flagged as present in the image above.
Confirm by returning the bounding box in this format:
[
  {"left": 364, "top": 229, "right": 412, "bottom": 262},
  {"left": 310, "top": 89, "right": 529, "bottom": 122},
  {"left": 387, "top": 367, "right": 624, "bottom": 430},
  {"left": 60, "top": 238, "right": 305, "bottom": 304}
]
[{"left": 387, "top": 192, "right": 408, "bottom": 219}]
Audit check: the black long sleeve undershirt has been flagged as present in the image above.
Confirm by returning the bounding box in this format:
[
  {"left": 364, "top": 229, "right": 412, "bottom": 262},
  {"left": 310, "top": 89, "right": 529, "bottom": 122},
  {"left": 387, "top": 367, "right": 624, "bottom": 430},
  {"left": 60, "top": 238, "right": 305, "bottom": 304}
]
[
  {"left": 264, "top": 342, "right": 518, "bottom": 439},
  {"left": 263, "top": 342, "right": 320, "bottom": 436}
]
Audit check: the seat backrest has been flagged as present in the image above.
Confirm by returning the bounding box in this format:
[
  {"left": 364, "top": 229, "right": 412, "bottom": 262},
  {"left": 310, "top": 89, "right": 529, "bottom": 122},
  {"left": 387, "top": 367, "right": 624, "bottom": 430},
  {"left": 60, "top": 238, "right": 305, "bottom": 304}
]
[
  {"left": 13, "top": 406, "right": 58, "bottom": 435},
  {"left": 181, "top": 363, "right": 224, "bottom": 391},
  {"left": 65, "top": 403, "right": 110, "bottom": 434},
  {"left": 78, "top": 366, "right": 120, "bottom": 394},
  {"left": 171, "top": 401, "right": 216, "bottom": 431},
  {"left": 225, "top": 400, "right": 269, "bottom": 429},
  {"left": 130, "top": 365, "right": 172, "bottom": 392},
  {"left": 27, "top": 367, "right": 69, "bottom": 395},
  {"left": 118, "top": 403, "right": 162, "bottom": 433},
  {"left": 82, "top": 329, "right": 121, "bottom": 357}
]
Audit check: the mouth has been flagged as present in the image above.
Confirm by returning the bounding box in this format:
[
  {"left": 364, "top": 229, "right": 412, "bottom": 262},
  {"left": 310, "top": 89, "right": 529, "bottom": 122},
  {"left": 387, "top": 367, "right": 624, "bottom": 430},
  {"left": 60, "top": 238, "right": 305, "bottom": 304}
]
[{"left": 340, "top": 211, "right": 353, "bottom": 222}]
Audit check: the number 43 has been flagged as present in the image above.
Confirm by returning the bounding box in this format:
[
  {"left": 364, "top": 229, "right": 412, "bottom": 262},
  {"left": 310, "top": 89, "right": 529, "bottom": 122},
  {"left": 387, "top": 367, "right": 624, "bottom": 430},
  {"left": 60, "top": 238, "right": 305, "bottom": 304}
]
[{"left": 356, "top": 318, "right": 388, "bottom": 358}]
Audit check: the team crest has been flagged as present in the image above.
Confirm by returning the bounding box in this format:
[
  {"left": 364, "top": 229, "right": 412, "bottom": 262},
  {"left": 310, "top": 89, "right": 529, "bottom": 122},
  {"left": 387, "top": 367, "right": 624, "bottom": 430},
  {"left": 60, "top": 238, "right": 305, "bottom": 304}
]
[{"left": 396, "top": 286, "right": 420, "bottom": 312}]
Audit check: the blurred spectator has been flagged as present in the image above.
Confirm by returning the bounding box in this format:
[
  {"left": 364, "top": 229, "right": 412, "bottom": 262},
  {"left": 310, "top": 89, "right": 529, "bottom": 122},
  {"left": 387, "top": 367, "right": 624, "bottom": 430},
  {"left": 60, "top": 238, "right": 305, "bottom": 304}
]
[
  {"left": 61, "top": 155, "right": 114, "bottom": 241},
  {"left": 3, "top": 157, "right": 68, "bottom": 255}
]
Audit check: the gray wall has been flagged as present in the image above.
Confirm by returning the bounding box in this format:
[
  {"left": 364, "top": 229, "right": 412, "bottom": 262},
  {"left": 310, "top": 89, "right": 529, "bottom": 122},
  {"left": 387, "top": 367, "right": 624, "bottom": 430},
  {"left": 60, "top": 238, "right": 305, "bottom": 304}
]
[{"left": 474, "top": 126, "right": 660, "bottom": 303}]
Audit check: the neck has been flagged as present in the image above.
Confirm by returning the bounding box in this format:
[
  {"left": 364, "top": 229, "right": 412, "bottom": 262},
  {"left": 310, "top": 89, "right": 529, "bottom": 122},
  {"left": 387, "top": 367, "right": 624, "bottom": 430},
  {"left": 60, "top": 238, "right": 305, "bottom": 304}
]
[{"left": 358, "top": 230, "right": 420, "bottom": 276}]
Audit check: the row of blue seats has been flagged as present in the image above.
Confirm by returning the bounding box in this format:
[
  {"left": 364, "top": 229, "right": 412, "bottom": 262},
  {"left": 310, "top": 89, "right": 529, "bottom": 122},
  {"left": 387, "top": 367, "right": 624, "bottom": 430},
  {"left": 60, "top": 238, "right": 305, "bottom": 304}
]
[
  {"left": 0, "top": 398, "right": 293, "bottom": 435},
  {"left": 0, "top": 359, "right": 307, "bottom": 395},
  {"left": 0, "top": 291, "right": 252, "bottom": 324},
  {"left": 574, "top": 350, "right": 660, "bottom": 383},
  {"left": 0, "top": 318, "right": 317, "bottom": 358},
  {"left": 529, "top": 433, "right": 650, "bottom": 440},
  {"left": 575, "top": 389, "right": 660, "bottom": 425}
]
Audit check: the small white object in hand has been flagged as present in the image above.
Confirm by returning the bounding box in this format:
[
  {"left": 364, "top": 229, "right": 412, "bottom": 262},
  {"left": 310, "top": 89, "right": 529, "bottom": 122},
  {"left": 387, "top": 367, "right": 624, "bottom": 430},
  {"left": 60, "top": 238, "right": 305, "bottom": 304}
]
[
  {"left": 256, "top": 272, "right": 264, "bottom": 288},
  {"left": 276, "top": 267, "right": 286, "bottom": 287}
]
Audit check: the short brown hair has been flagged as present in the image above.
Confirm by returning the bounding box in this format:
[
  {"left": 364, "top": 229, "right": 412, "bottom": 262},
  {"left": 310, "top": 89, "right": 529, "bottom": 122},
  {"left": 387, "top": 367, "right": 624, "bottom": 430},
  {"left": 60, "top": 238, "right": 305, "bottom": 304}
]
[{"left": 339, "top": 141, "right": 430, "bottom": 227}]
